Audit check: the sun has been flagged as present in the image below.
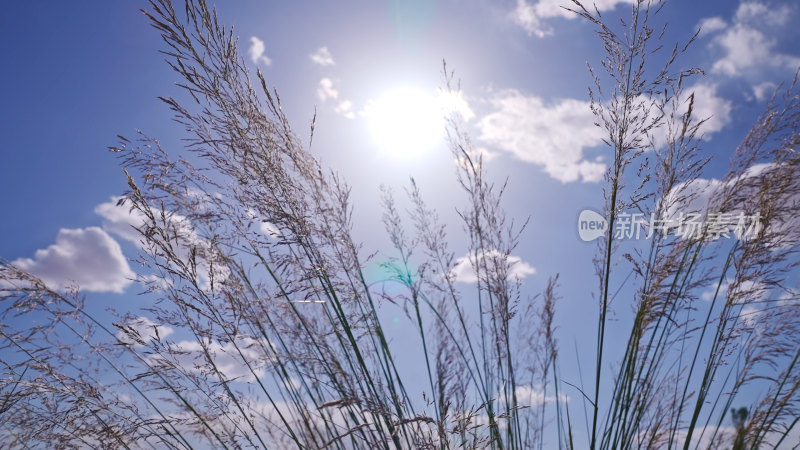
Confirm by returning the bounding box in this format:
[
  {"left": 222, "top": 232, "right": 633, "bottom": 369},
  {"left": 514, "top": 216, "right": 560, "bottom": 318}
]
[{"left": 365, "top": 87, "right": 448, "bottom": 159}]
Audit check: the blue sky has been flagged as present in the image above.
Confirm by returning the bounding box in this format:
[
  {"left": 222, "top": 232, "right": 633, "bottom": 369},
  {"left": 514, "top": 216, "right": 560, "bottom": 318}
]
[{"left": 2, "top": 0, "right": 800, "bottom": 446}]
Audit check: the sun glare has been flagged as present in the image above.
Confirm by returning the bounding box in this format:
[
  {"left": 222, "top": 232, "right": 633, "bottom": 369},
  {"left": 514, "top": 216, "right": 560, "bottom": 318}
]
[{"left": 365, "top": 87, "right": 459, "bottom": 159}]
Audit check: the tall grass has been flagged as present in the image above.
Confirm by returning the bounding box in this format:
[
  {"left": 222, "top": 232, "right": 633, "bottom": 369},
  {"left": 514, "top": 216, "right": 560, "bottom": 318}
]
[{"left": 1, "top": 0, "right": 799, "bottom": 448}]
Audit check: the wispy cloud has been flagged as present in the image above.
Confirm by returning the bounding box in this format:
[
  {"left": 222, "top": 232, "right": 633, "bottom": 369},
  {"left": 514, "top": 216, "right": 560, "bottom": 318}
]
[
  {"left": 247, "top": 36, "right": 272, "bottom": 66},
  {"left": 309, "top": 46, "right": 335, "bottom": 66},
  {"left": 11, "top": 227, "right": 134, "bottom": 293}
]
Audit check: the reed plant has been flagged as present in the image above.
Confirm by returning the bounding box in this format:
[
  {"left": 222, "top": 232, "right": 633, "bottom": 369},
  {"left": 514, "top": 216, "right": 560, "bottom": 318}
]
[{"left": 2, "top": 0, "right": 799, "bottom": 448}]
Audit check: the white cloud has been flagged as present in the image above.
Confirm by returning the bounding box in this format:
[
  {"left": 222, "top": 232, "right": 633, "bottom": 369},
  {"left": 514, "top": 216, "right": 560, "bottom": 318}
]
[
  {"left": 117, "top": 316, "right": 174, "bottom": 347},
  {"left": 451, "top": 249, "right": 536, "bottom": 284},
  {"left": 700, "top": 277, "right": 767, "bottom": 303},
  {"left": 188, "top": 397, "right": 359, "bottom": 446},
  {"left": 515, "top": 385, "right": 568, "bottom": 407},
  {"left": 734, "top": 1, "right": 790, "bottom": 26},
  {"left": 699, "top": 278, "right": 765, "bottom": 328},
  {"left": 247, "top": 36, "right": 272, "bottom": 66},
  {"left": 468, "top": 78, "right": 732, "bottom": 187},
  {"left": 512, "top": 0, "right": 635, "bottom": 37},
  {"left": 259, "top": 221, "right": 281, "bottom": 239},
  {"left": 648, "top": 82, "right": 732, "bottom": 149},
  {"left": 712, "top": 27, "right": 782, "bottom": 76},
  {"left": 762, "top": 425, "right": 800, "bottom": 448},
  {"left": 334, "top": 100, "right": 355, "bottom": 119},
  {"left": 688, "top": 83, "right": 733, "bottom": 136},
  {"left": 451, "top": 257, "right": 477, "bottom": 283},
  {"left": 309, "top": 46, "right": 335, "bottom": 66},
  {"left": 738, "top": 305, "right": 761, "bottom": 328},
  {"left": 316, "top": 78, "right": 358, "bottom": 118},
  {"left": 159, "top": 337, "right": 272, "bottom": 382},
  {"left": 752, "top": 81, "right": 777, "bottom": 101},
  {"left": 666, "top": 426, "right": 738, "bottom": 450},
  {"left": 95, "top": 196, "right": 148, "bottom": 246},
  {"left": 478, "top": 90, "right": 606, "bottom": 183},
  {"left": 701, "top": 2, "right": 799, "bottom": 78},
  {"left": 96, "top": 196, "right": 204, "bottom": 251},
  {"left": 777, "top": 288, "right": 800, "bottom": 306},
  {"left": 11, "top": 227, "right": 134, "bottom": 293},
  {"left": 698, "top": 17, "right": 727, "bottom": 35},
  {"left": 455, "top": 146, "right": 500, "bottom": 167},
  {"left": 317, "top": 78, "right": 338, "bottom": 102},
  {"left": 95, "top": 196, "right": 229, "bottom": 291},
  {"left": 664, "top": 163, "right": 800, "bottom": 247},
  {"left": 477, "top": 84, "right": 728, "bottom": 182},
  {"left": 469, "top": 385, "right": 567, "bottom": 432},
  {"left": 439, "top": 89, "right": 476, "bottom": 121},
  {"left": 139, "top": 273, "right": 173, "bottom": 292},
  {"left": 664, "top": 177, "right": 722, "bottom": 223}
]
